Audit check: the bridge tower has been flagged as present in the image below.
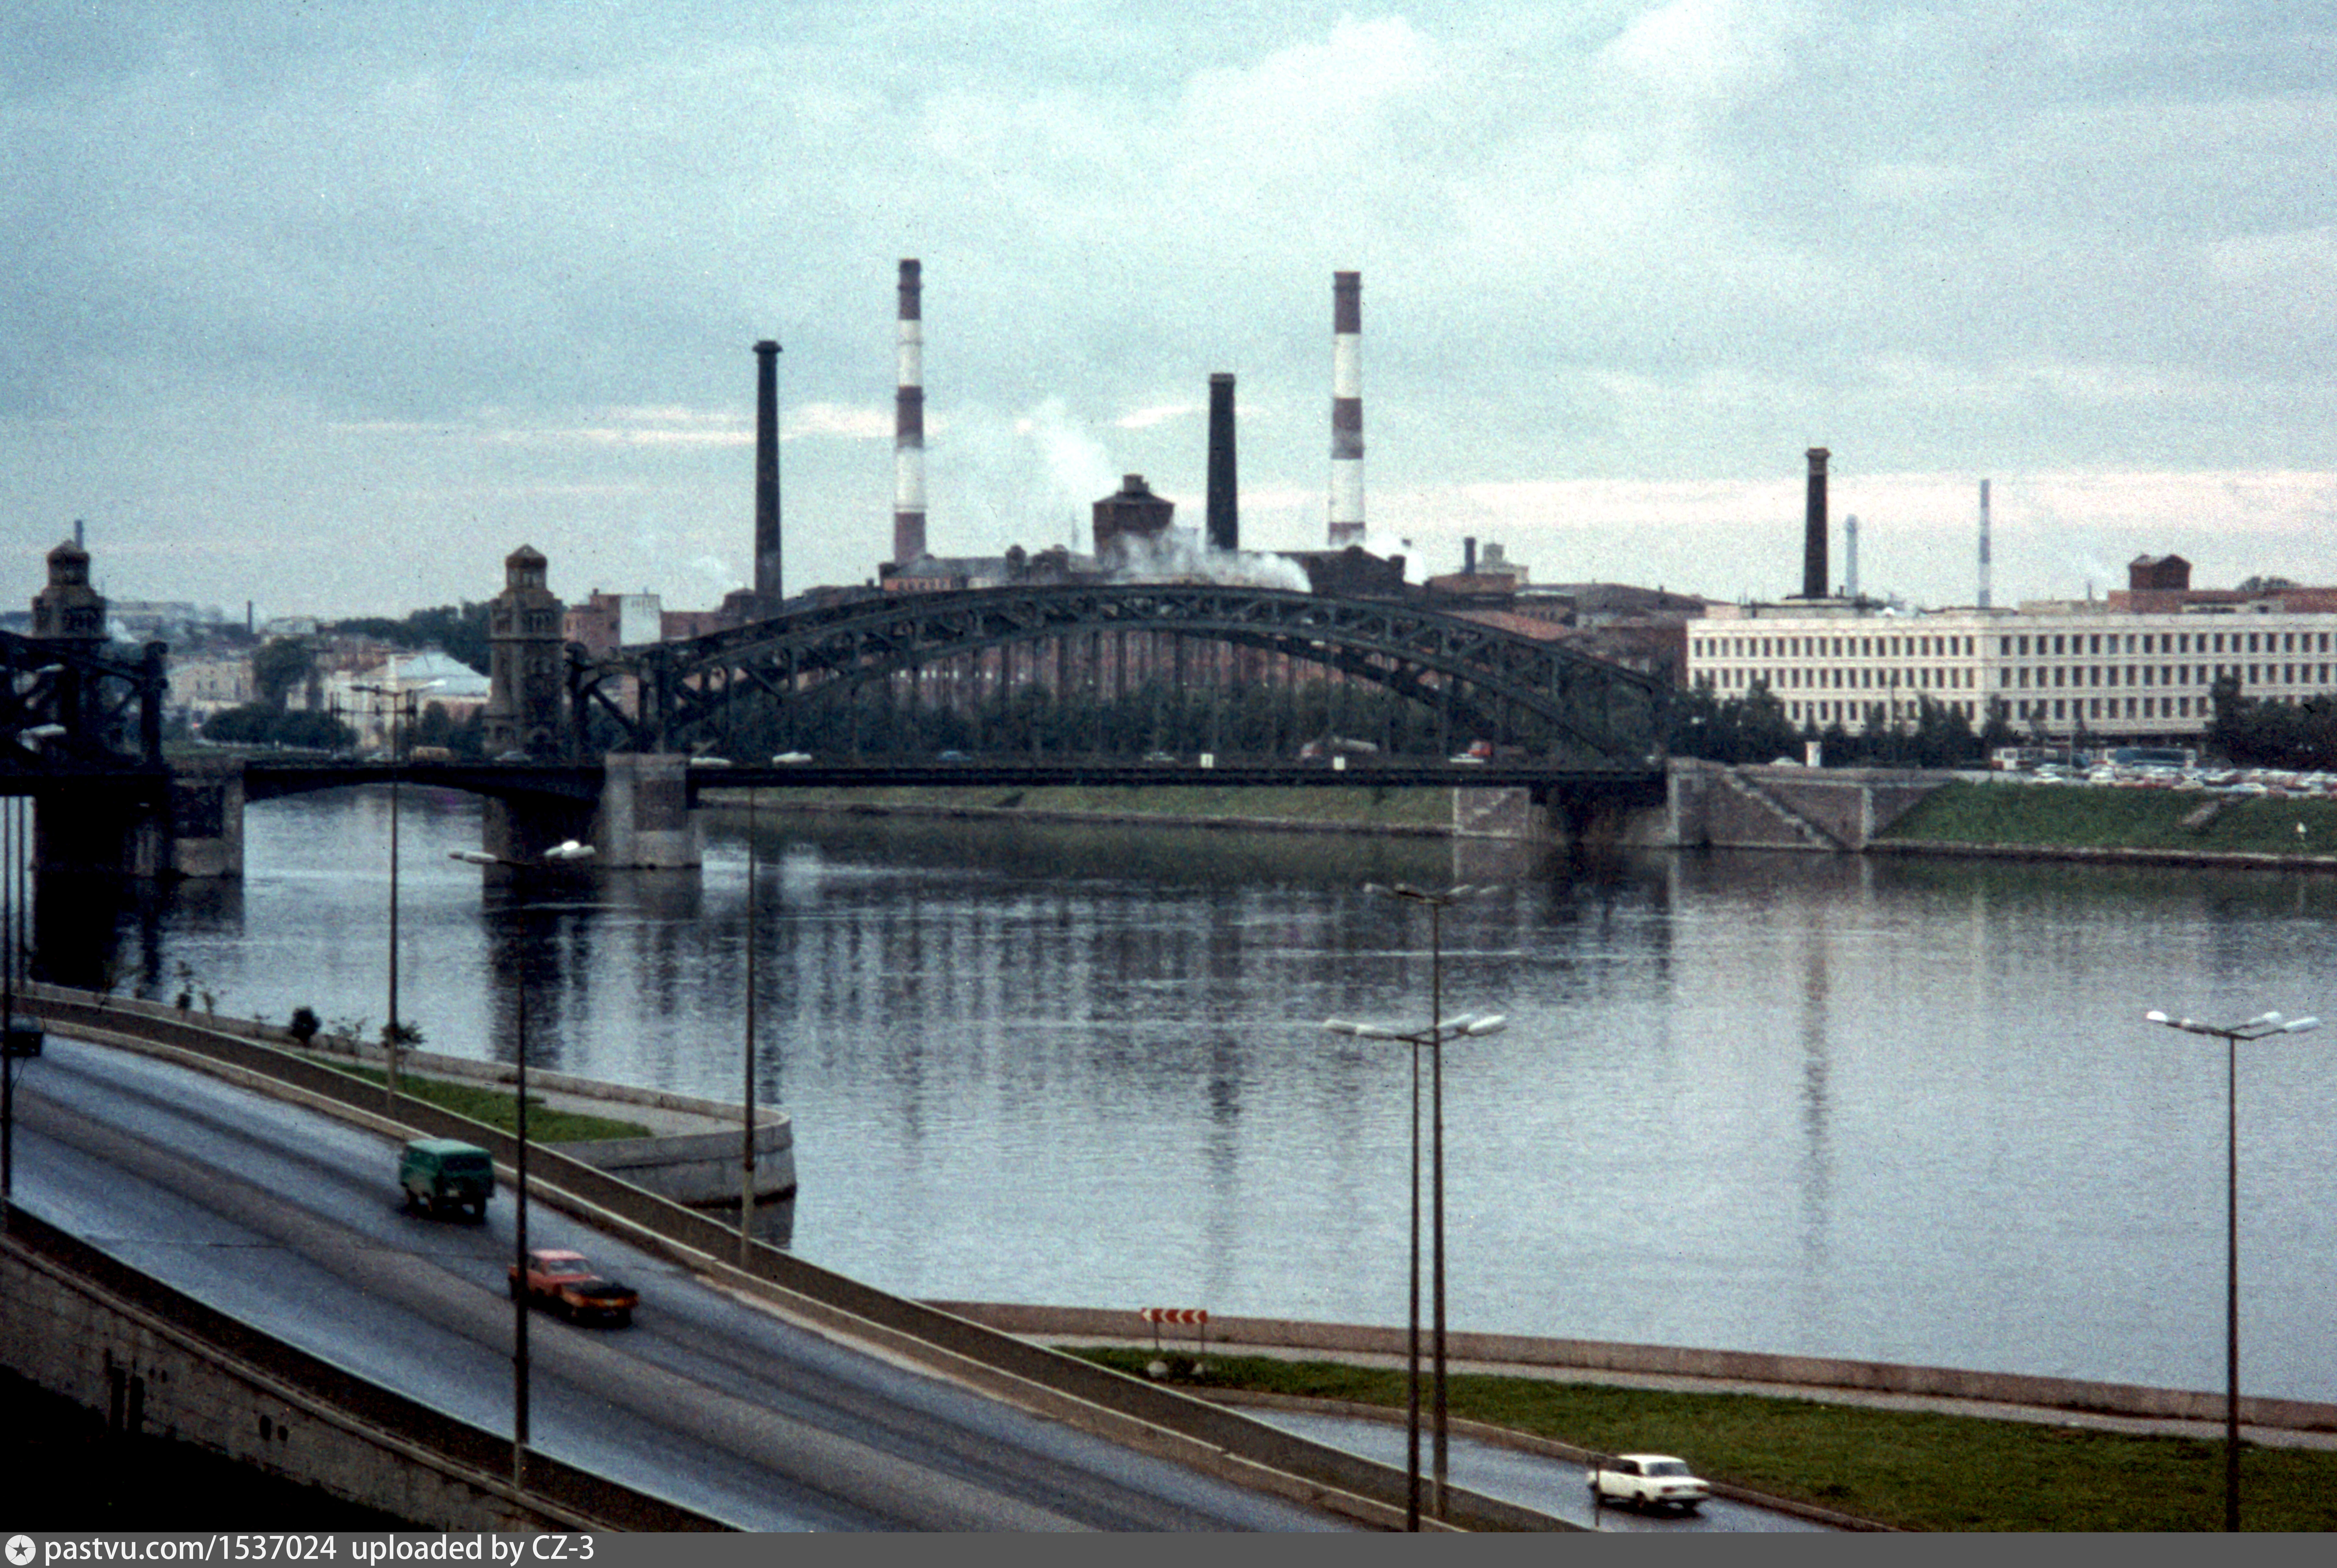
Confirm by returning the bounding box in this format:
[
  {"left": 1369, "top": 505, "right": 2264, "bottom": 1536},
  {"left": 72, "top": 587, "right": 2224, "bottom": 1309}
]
[
  {"left": 484, "top": 545, "right": 565, "bottom": 757},
  {"left": 31, "top": 538, "right": 108, "bottom": 739},
  {"left": 31, "top": 538, "right": 106, "bottom": 643}
]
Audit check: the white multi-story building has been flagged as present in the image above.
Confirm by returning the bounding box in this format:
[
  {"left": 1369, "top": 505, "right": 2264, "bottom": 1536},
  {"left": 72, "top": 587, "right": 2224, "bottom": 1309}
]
[{"left": 1688, "top": 591, "right": 2337, "bottom": 742}]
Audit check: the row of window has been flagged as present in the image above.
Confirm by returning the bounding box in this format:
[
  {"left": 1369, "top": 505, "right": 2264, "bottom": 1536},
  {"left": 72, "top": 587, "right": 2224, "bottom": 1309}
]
[
  {"left": 1696, "top": 634, "right": 1976, "bottom": 660},
  {"left": 2004, "top": 663, "right": 2334, "bottom": 690},
  {"left": 2002, "top": 629, "right": 2334, "bottom": 657},
  {"left": 1779, "top": 695, "right": 2200, "bottom": 726},
  {"left": 1705, "top": 666, "right": 1972, "bottom": 692},
  {"left": 1706, "top": 662, "right": 2336, "bottom": 696},
  {"left": 1695, "top": 628, "right": 2337, "bottom": 663}
]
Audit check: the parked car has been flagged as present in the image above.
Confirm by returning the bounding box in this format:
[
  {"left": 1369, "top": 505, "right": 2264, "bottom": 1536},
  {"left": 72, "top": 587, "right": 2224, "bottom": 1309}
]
[
  {"left": 508, "top": 1248, "right": 638, "bottom": 1326},
  {"left": 398, "top": 1138, "right": 493, "bottom": 1222},
  {"left": 1589, "top": 1453, "right": 1710, "bottom": 1513}
]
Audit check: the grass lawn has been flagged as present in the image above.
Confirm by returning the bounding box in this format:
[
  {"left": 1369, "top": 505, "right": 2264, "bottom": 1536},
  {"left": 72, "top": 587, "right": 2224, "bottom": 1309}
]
[
  {"left": 300, "top": 1054, "right": 652, "bottom": 1143},
  {"left": 1883, "top": 780, "right": 2337, "bottom": 857},
  {"left": 1070, "top": 1349, "right": 2337, "bottom": 1532}
]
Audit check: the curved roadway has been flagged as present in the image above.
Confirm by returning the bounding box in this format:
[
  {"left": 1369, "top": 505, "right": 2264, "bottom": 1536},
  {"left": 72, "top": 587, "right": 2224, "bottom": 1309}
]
[{"left": 10, "top": 1036, "right": 1351, "bottom": 1532}]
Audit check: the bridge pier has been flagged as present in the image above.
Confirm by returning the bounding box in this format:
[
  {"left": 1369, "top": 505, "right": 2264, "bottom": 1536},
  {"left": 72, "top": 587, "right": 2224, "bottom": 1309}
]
[
  {"left": 480, "top": 753, "right": 701, "bottom": 870},
  {"left": 31, "top": 759, "right": 245, "bottom": 880},
  {"left": 592, "top": 753, "right": 701, "bottom": 869},
  {"left": 160, "top": 756, "right": 246, "bottom": 878}
]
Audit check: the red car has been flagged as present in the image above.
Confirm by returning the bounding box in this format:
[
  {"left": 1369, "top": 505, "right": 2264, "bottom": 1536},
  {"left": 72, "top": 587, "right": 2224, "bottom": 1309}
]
[{"left": 507, "top": 1248, "right": 638, "bottom": 1326}]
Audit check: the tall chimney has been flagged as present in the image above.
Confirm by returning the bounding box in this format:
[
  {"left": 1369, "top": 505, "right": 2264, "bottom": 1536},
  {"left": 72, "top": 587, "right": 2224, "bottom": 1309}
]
[
  {"left": 1800, "top": 447, "right": 1830, "bottom": 598},
  {"left": 1977, "top": 479, "right": 1993, "bottom": 609},
  {"left": 893, "top": 260, "right": 926, "bottom": 567},
  {"left": 1206, "top": 372, "right": 1238, "bottom": 552},
  {"left": 1464, "top": 536, "right": 1478, "bottom": 575},
  {"left": 1328, "top": 271, "right": 1364, "bottom": 546},
  {"left": 754, "top": 339, "right": 782, "bottom": 606},
  {"left": 1844, "top": 514, "right": 1858, "bottom": 599}
]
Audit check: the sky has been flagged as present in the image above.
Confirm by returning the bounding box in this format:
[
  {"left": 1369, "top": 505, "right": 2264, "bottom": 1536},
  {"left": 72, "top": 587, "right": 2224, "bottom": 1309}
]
[{"left": 6, "top": 2, "right": 2335, "bottom": 624}]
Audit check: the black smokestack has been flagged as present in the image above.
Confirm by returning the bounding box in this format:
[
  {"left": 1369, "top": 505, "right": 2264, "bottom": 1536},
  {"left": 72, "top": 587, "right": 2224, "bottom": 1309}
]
[
  {"left": 754, "top": 339, "right": 782, "bottom": 605},
  {"left": 1464, "top": 536, "right": 1477, "bottom": 576},
  {"left": 1802, "top": 447, "right": 1830, "bottom": 599},
  {"left": 1206, "top": 373, "right": 1237, "bottom": 552}
]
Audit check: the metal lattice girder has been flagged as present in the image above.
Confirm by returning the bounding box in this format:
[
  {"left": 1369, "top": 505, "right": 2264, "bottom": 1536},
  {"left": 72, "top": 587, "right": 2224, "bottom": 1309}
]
[
  {"left": 0, "top": 629, "right": 166, "bottom": 769},
  {"left": 629, "top": 586, "right": 1665, "bottom": 767}
]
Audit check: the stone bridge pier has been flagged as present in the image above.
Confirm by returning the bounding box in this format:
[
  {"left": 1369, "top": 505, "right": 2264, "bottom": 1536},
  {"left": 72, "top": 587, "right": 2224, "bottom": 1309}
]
[
  {"left": 480, "top": 754, "right": 701, "bottom": 871},
  {"left": 29, "top": 757, "right": 245, "bottom": 881}
]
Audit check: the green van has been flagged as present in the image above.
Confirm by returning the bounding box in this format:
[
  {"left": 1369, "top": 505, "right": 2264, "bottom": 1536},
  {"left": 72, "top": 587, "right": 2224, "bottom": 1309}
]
[{"left": 398, "top": 1138, "right": 495, "bottom": 1221}]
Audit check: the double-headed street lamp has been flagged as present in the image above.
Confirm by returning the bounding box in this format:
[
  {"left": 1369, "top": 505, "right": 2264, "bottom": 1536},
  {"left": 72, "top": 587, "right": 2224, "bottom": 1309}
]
[
  {"left": 450, "top": 838, "right": 596, "bottom": 1491},
  {"left": 354, "top": 677, "right": 441, "bottom": 1108},
  {"left": 2143, "top": 1006, "right": 2320, "bottom": 1532},
  {"left": 1324, "top": 1008, "right": 1505, "bottom": 1530},
  {"left": 1326, "top": 878, "right": 1503, "bottom": 1528}
]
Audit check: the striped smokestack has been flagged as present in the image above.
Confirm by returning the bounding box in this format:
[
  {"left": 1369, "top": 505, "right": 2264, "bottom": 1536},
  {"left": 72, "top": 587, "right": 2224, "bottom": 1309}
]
[
  {"left": 754, "top": 339, "right": 782, "bottom": 605},
  {"left": 1206, "top": 373, "right": 1238, "bottom": 552},
  {"left": 1328, "top": 271, "right": 1364, "bottom": 546},
  {"left": 893, "top": 259, "right": 926, "bottom": 567},
  {"left": 1801, "top": 447, "right": 1830, "bottom": 598},
  {"left": 1978, "top": 479, "right": 1993, "bottom": 609}
]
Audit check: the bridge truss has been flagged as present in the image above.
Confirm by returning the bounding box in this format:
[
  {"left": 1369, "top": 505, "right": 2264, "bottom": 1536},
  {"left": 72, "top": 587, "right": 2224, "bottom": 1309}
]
[
  {"left": 573, "top": 584, "right": 1666, "bottom": 772},
  {"left": 0, "top": 630, "right": 166, "bottom": 779}
]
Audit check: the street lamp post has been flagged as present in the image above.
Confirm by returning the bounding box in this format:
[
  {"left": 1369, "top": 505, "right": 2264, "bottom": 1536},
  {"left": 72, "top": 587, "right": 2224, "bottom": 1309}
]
[
  {"left": 1358, "top": 879, "right": 1497, "bottom": 1518},
  {"left": 2, "top": 796, "right": 27, "bottom": 1228},
  {"left": 450, "top": 839, "right": 596, "bottom": 1492},
  {"left": 1329, "top": 875, "right": 1503, "bottom": 1537},
  {"left": 741, "top": 786, "right": 759, "bottom": 1265},
  {"left": 2144, "top": 1006, "right": 2321, "bottom": 1532},
  {"left": 355, "top": 676, "right": 441, "bottom": 1107}
]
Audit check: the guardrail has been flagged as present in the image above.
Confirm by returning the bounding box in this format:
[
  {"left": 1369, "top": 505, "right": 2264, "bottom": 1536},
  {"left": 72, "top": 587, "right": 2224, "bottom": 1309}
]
[{"left": 21, "top": 985, "right": 1576, "bottom": 1532}]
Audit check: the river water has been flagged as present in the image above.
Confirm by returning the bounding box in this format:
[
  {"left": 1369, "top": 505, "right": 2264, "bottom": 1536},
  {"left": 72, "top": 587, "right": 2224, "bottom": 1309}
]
[{"left": 31, "top": 786, "right": 2337, "bottom": 1404}]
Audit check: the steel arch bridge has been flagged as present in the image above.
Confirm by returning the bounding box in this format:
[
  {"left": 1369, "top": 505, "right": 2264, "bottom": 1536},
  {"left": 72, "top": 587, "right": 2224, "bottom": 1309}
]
[{"left": 573, "top": 584, "right": 1667, "bottom": 772}]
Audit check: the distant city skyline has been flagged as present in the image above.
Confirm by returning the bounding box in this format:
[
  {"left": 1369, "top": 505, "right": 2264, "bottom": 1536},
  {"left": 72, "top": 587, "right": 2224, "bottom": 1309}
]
[{"left": 7, "top": 4, "right": 2334, "bottom": 620}]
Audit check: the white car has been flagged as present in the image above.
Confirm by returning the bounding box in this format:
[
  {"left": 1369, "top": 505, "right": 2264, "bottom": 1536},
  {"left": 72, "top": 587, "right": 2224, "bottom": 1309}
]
[{"left": 1589, "top": 1453, "right": 1710, "bottom": 1513}]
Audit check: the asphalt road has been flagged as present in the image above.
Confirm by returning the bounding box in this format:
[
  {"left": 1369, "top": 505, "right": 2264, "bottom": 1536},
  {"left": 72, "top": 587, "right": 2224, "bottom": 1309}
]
[
  {"left": 1244, "top": 1412, "right": 1834, "bottom": 1532},
  {"left": 9, "top": 1036, "right": 1352, "bottom": 1532}
]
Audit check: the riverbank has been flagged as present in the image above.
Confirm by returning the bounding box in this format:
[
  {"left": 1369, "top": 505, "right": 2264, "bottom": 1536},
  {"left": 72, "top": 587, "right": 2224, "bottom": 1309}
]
[
  {"left": 1877, "top": 779, "right": 2337, "bottom": 866},
  {"left": 727, "top": 774, "right": 2337, "bottom": 870},
  {"left": 713, "top": 782, "right": 1457, "bottom": 835}
]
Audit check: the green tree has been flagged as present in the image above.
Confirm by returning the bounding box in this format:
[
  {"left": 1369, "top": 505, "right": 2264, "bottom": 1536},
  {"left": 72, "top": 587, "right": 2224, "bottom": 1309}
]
[
  {"left": 330, "top": 604, "right": 491, "bottom": 674},
  {"left": 1979, "top": 697, "right": 2017, "bottom": 756},
  {"left": 250, "top": 637, "right": 315, "bottom": 709}
]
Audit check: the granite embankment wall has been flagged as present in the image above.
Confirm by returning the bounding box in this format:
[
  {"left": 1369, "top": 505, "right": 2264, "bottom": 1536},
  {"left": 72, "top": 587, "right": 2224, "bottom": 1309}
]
[
  {"left": 1666, "top": 761, "right": 1955, "bottom": 851},
  {"left": 934, "top": 1304, "right": 2337, "bottom": 1434}
]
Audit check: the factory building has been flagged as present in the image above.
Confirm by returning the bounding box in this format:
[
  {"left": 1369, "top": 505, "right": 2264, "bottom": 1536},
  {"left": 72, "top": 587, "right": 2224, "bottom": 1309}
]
[{"left": 1688, "top": 553, "right": 2337, "bottom": 744}]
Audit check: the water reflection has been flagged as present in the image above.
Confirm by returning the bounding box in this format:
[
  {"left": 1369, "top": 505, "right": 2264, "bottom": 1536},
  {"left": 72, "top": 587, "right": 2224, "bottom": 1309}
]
[{"left": 28, "top": 788, "right": 2337, "bottom": 1404}]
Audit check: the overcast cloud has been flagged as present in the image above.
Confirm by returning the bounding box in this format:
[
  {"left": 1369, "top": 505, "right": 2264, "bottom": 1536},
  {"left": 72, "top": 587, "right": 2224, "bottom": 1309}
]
[{"left": 6, "top": 2, "right": 2334, "bottom": 620}]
